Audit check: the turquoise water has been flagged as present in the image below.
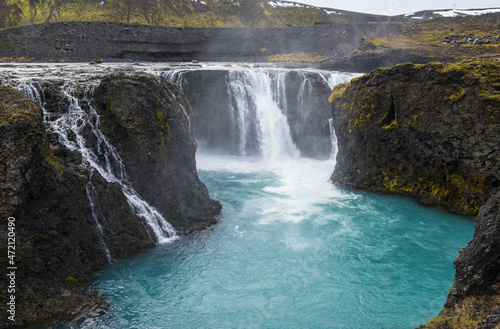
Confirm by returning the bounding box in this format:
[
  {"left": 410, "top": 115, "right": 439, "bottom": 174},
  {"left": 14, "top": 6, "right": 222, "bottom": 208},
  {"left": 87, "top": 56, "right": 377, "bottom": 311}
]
[{"left": 59, "top": 154, "right": 474, "bottom": 329}]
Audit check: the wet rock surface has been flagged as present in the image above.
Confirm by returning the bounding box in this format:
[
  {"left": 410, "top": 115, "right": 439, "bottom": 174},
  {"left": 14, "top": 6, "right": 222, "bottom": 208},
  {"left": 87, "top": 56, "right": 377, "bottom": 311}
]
[
  {"left": 0, "top": 72, "right": 220, "bottom": 327},
  {"left": 92, "top": 73, "right": 222, "bottom": 234},
  {"left": 446, "top": 191, "right": 500, "bottom": 306},
  {"left": 172, "top": 69, "right": 334, "bottom": 159}
]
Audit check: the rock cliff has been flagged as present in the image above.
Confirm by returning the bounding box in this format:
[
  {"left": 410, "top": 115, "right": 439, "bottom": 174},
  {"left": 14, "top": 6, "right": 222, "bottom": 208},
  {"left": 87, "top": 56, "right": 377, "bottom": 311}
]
[
  {"left": 0, "top": 21, "right": 426, "bottom": 71},
  {"left": 330, "top": 61, "right": 500, "bottom": 216},
  {"left": 0, "top": 73, "right": 220, "bottom": 327},
  {"left": 424, "top": 191, "right": 500, "bottom": 328},
  {"left": 91, "top": 73, "right": 221, "bottom": 234}
]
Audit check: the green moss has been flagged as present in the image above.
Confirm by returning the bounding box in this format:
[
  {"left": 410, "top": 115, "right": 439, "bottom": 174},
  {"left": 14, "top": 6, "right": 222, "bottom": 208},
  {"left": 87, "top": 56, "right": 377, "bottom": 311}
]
[
  {"left": 156, "top": 107, "right": 164, "bottom": 122},
  {"left": 66, "top": 275, "right": 81, "bottom": 286},
  {"left": 0, "top": 0, "right": 344, "bottom": 28},
  {"left": 267, "top": 52, "right": 328, "bottom": 63},
  {"left": 0, "top": 56, "right": 34, "bottom": 62},
  {"left": 159, "top": 124, "right": 171, "bottom": 148},
  {"left": 329, "top": 83, "right": 349, "bottom": 103},
  {"left": 425, "top": 294, "right": 500, "bottom": 329},
  {"left": 381, "top": 120, "right": 398, "bottom": 130},
  {"left": 42, "top": 138, "right": 63, "bottom": 178},
  {"left": 0, "top": 40, "right": 15, "bottom": 46},
  {"left": 0, "top": 87, "right": 40, "bottom": 128},
  {"left": 445, "top": 87, "right": 467, "bottom": 103},
  {"left": 434, "top": 61, "right": 500, "bottom": 102},
  {"left": 426, "top": 315, "right": 453, "bottom": 328},
  {"left": 407, "top": 112, "right": 424, "bottom": 128},
  {"left": 360, "top": 159, "right": 490, "bottom": 215}
]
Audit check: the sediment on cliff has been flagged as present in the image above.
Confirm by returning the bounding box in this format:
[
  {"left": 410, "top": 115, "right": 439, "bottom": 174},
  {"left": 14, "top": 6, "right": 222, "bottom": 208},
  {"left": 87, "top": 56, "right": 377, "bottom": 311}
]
[
  {"left": 0, "top": 21, "right": 428, "bottom": 71},
  {"left": 329, "top": 60, "right": 500, "bottom": 216},
  {"left": 0, "top": 73, "right": 220, "bottom": 327}
]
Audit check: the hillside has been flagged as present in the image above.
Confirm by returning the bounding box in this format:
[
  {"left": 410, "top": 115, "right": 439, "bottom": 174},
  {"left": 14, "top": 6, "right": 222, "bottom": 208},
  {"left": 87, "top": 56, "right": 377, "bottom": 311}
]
[
  {"left": 0, "top": 0, "right": 396, "bottom": 29},
  {"left": 0, "top": 4, "right": 499, "bottom": 70}
]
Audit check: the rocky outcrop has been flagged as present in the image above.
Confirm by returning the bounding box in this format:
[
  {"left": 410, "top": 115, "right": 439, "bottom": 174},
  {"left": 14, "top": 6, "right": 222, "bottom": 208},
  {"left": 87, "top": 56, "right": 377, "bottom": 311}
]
[
  {"left": 441, "top": 32, "right": 500, "bottom": 45},
  {"left": 330, "top": 61, "right": 500, "bottom": 216},
  {"left": 91, "top": 73, "right": 221, "bottom": 234},
  {"left": 1, "top": 85, "right": 110, "bottom": 327},
  {"left": 423, "top": 192, "right": 500, "bottom": 328},
  {"left": 0, "top": 73, "right": 220, "bottom": 327},
  {"left": 447, "top": 192, "right": 500, "bottom": 306}
]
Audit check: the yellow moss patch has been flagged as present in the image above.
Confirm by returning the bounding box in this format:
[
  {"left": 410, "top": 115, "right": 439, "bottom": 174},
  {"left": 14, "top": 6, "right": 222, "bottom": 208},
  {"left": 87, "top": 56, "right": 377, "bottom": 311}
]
[
  {"left": 66, "top": 275, "right": 81, "bottom": 286},
  {"left": 426, "top": 294, "right": 500, "bottom": 329},
  {"left": 159, "top": 124, "right": 171, "bottom": 148},
  {"left": 267, "top": 52, "right": 328, "bottom": 63},
  {"left": 382, "top": 120, "right": 398, "bottom": 130},
  {"left": 42, "top": 138, "right": 63, "bottom": 178},
  {"left": 0, "top": 57, "right": 34, "bottom": 62},
  {"left": 329, "top": 83, "right": 349, "bottom": 103}
]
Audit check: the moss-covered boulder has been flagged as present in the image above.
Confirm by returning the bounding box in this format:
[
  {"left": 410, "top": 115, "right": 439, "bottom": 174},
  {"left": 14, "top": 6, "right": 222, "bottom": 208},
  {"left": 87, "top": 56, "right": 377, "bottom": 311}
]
[{"left": 330, "top": 61, "right": 500, "bottom": 215}]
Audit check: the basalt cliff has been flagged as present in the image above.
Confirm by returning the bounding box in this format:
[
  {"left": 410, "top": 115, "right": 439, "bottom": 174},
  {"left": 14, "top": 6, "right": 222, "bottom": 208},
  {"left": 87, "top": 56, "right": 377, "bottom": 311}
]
[
  {"left": 0, "top": 73, "right": 221, "bottom": 327},
  {"left": 330, "top": 60, "right": 500, "bottom": 328}
]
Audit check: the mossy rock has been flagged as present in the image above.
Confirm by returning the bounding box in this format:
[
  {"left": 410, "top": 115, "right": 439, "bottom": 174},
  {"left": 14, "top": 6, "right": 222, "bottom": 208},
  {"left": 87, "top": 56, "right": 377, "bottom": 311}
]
[{"left": 331, "top": 61, "right": 500, "bottom": 215}]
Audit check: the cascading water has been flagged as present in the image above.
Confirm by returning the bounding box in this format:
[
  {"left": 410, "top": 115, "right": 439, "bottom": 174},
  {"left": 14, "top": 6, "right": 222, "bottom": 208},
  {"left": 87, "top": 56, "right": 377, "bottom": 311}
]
[
  {"left": 17, "top": 82, "right": 178, "bottom": 255},
  {"left": 3, "top": 64, "right": 473, "bottom": 329},
  {"left": 163, "top": 67, "right": 352, "bottom": 159},
  {"left": 226, "top": 70, "right": 300, "bottom": 159}
]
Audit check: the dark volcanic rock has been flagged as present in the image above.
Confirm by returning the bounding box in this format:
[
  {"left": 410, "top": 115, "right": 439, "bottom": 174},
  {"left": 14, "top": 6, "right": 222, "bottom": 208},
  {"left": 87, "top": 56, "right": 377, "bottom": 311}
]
[
  {"left": 422, "top": 192, "right": 500, "bottom": 328},
  {"left": 0, "top": 72, "right": 221, "bottom": 327},
  {"left": 446, "top": 191, "right": 500, "bottom": 307},
  {"left": 0, "top": 85, "right": 108, "bottom": 327},
  {"left": 91, "top": 73, "right": 221, "bottom": 234},
  {"left": 0, "top": 21, "right": 422, "bottom": 71},
  {"left": 330, "top": 61, "right": 500, "bottom": 215}
]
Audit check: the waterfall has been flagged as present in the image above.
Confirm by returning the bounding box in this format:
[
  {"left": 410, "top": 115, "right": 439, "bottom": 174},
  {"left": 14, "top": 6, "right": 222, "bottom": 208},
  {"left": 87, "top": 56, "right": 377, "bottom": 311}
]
[
  {"left": 164, "top": 68, "right": 344, "bottom": 160},
  {"left": 226, "top": 70, "right": 300, "bottom": 159},
  {"left": 86, "top": 171, "right": 113, "bottom": 263},
  {"left": 18, "top": 82, "right": 178, "bottom": 257},
  {"left": 328, "top": 118, "right": 338, "bottom": 165}
]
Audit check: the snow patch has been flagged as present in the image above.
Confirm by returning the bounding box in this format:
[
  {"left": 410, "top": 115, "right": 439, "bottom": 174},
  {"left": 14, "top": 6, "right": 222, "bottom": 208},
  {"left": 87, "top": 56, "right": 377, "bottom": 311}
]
[
  {"left": 434, "top": 8, "right": 500, "bottom": 17},
  {"left": 268, "top": 1, "right": 305, "bottom": 8}
]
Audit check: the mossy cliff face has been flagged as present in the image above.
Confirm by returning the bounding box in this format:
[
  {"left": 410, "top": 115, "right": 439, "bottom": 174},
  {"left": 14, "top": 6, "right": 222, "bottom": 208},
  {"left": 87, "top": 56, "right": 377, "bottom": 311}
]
[
  {"left": 330, "top": 61, "right": 500, "bottom": 216},
  {"left": 0, "top": 74, "right": 221, "bottom": 327},
  {"left": 92, "top": 73, "right": 221, "bottom": 234},
  {"left": 0, "top": 85, "right": 111, "bottom": 327}
]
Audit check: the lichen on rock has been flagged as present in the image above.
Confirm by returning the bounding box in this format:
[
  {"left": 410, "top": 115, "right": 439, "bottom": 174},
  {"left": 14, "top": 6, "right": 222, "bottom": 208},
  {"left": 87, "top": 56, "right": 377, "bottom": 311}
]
[{"left": 330, "top": 61, "right": 500, "bottom": 215}]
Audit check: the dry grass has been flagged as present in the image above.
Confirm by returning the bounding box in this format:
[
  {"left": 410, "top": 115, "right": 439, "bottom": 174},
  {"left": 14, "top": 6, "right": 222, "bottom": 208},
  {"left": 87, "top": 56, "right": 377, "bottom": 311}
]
[{"left": 267, "top": 52, "right": 328, "bottom": 63}]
